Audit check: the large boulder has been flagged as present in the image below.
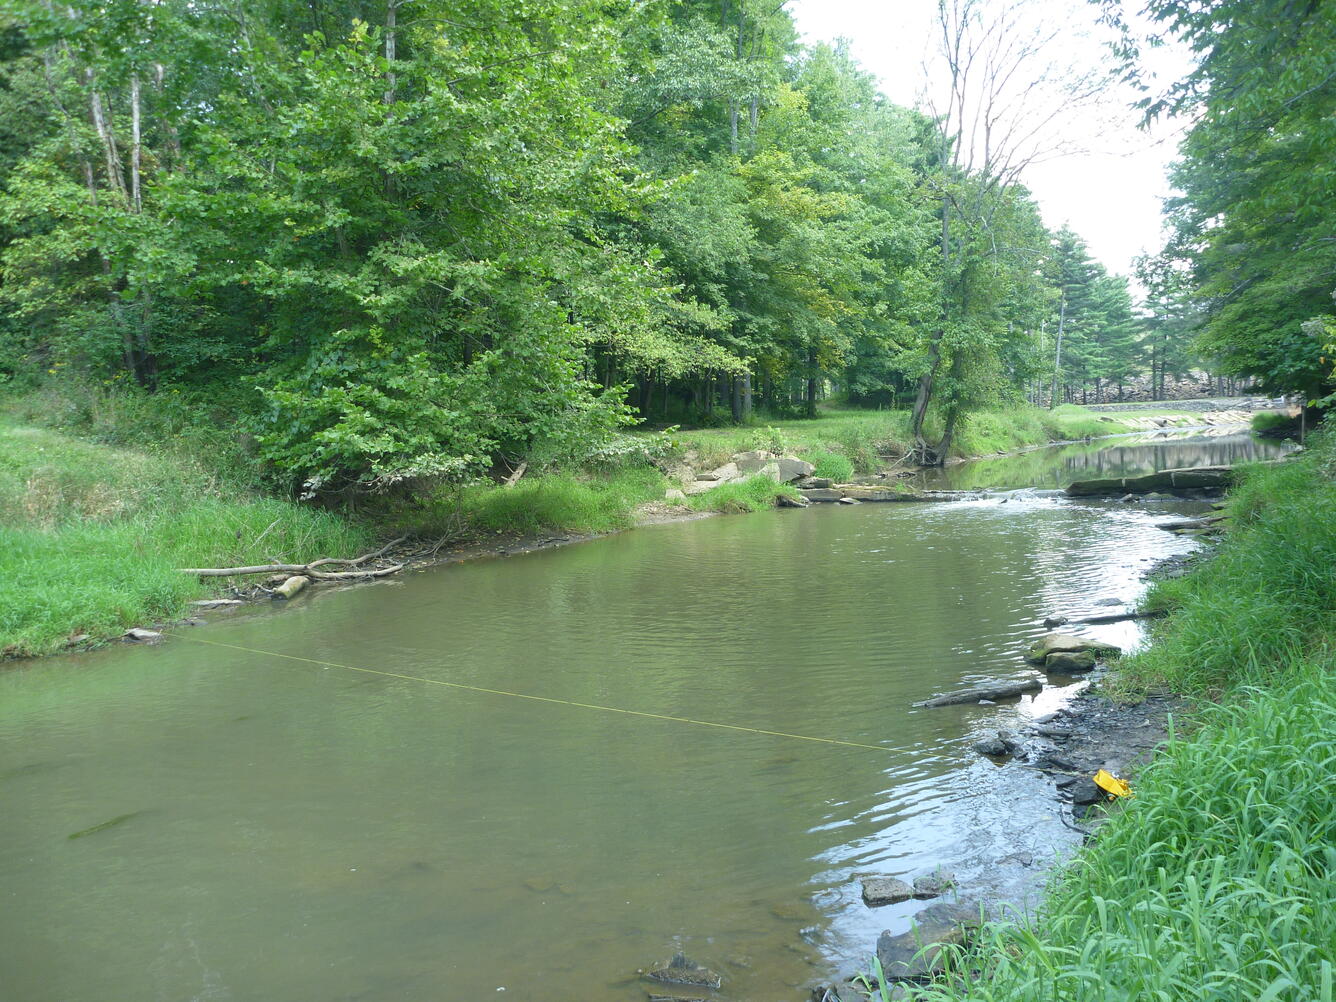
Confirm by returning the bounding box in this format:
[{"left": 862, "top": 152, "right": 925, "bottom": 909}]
[{"left": 1025, "top": 634, "right": 1120, "bottom": 665}]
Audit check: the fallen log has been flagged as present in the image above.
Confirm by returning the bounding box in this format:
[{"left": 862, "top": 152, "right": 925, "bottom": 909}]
[
  {"left": 913, "top": 679, "right": 1042, "bottom": 708},
  {"left": 1067, "top": 609, "right": 1168, "bottom": 626},
  {"left": 308, "top": 564, "right": 404, "bottom": 581},
  {"left": 180, "top": 538, "right": 406, "bottom": 577}
]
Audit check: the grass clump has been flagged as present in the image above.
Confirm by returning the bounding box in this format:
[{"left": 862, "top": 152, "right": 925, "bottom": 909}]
[
  {"left": 0, "top": 418, "right": 373, "bottom": 658},
  {"left": 428, "top": 468, "right": 667, "bottom": 536},
  {"left": 687, "top": 476, "right": 798, "bottom": 513},
  {"left": 805, "top": 450, "right": 855, "bottom": 482}
]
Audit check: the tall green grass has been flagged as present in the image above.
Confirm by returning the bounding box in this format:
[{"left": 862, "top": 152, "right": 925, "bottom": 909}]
[
  {"left": 413, "top": 467, "right": 668, "bottom": 536},
  {"left": 686, "top": 475, "right": 799, "bottom": 514},
  {"left": 889, "top": 433, "right": 1336, "bottom": 1002},
  {"left": 0, "top": 419, "right": 372, "bottom": 658}
]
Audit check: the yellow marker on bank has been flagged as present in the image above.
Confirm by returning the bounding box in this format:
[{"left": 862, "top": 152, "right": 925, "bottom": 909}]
[{"left": 1093, "top": 769, "right": 1132, "bottom": 798}]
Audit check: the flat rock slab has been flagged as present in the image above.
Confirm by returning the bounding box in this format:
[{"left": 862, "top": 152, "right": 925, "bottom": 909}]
[
  {"left": 1025, "top": 633, "right": 1120, "bottom": 665},
  {"left": 862, "top": 877, "right": 914, "bottom": 907},
  {"left": 914, "top": 679, "right": 1041, "bottom": 708}
]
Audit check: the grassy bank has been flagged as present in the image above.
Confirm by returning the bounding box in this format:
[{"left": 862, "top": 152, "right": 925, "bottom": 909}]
[
  {"left": 0, "top": 419, "right": 374, "bottom": 658},
  {"left": 897, "top": 437, "right": 1336, "bottom": 1002}
]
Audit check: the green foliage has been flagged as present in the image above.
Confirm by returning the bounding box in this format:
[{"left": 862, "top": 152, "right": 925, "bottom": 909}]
[
  {"left": 1108, "top": 0, "right": 1336, "bottom": 400},
  {"left": 0, "top": 417, "right": 373, "bottom": 657},
  {"left": 436, "top": 468, "right": 667, "bottom": 537},
  {"left": 1127, "top": 441, "right": 1336, "bottom": 693},
  {"left": 805, "top": 450, "right": 854, "bottom": 482},
  {"left": 1250, "top": 410, "right": 1293, "bottom": 435}
]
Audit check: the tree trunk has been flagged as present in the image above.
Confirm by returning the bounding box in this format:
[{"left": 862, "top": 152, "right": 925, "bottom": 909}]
[
  {"left": 1049, "top": 293, "right": 1066, "bottom": 410},
  {"left": 742, "top": 370, "right": 752, "bottom": 420},
  {"left": 730, "top": 375, "right": 742, "bottom": 423},
  {"left": 129, "top": 73, "right": 142, "bottom": 212}
]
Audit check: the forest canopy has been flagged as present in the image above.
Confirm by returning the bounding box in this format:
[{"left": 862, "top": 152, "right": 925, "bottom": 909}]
[{"left": 2, "top": 0, "right": 1313, "bottom": 493}]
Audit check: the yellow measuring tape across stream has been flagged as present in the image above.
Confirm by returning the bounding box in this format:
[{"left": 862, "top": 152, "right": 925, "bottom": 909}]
[{"left": 168, "top": 633, "right": 895, "bottom": 754}]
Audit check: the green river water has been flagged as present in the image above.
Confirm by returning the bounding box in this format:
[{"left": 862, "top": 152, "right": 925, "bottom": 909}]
[{"left": 0, "top": 429, "right": 1291, "bottom": 1002}]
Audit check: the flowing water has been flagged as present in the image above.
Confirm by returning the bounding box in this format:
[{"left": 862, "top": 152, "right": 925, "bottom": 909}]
[{"left": 0, "top": 429, "right": 1294, "bottom": 1002}]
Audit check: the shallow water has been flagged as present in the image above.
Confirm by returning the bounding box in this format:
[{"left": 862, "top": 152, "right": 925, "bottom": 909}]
[
  {"left": 0, "top": 433, "right": 1259, "bottom": 1002},
  {"left": 918, "top": 427, "right": 1294, "bottom": 491}
]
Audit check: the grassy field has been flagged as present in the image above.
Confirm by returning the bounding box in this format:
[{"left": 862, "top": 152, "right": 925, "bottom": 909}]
[
  {"left": 891, "top": 435, "right": 1336, "bottom": 1002},
  {"left": 0, "top": 419, "right": 373, "bottom": 658}
]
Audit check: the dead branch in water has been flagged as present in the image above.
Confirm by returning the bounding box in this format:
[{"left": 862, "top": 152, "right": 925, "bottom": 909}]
[{"left": 180, "top": 538, "right": 406, "bottom": 577}]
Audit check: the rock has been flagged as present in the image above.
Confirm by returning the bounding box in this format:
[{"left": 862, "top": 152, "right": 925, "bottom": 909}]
[
  {"left": 683, "top": 480, "right": 721, "bottom": 497},
  {"left": 799, "top": 477, "right": 834, "bottom": 489},
  {"left": 190, "top": 599, "right": 243, "bottom": 608},
  {"left": 914, "top": 679, "right": 1042, "bottom": 708},
  {"left": 701, "top": 461, "right": 740, "bottom": 482},
  {"left": 997, "top": 852, "right": 1034, "bottom": 867},
  {"left": 776, "top": 456, "right": 816, "bottom": 482},
  {"left": 123, "top": 628, "right": 161, "bottom": 642},
  {"left": 912, "top": 872, "right": 956, "bottom": 899},
  {"left": 799, "top": 488, "right": 844, "bottom": 502},
  {"left": 1025, "top": 633, "right": 1120, "bottom": 665},
  {"left": 1043, "top": 614, "right": 1069, "bottom": 629},
  {"left": 273, "top": 575, "right": 310, "bottom": 600},
  {"left": 875, "top": 903, "right": 980, "bottom": 981},
  {"left": 1044, "top": 650, "right": 1098, "bottom": 672},
  {"left": 664, "top": 488, "right": 687, "bottom": 502},
  {"left": 1070, "top": 778, "right": 1103, "bottom": 805},
  {"left": 973, "top": 736, "right": 1009, "bottom": 757},
  {"left": 837, "top": 496, "right": 860, "bottom": 505},
  {"left": 1093, "top": 597, "right": 1123, "bottom": 607},
  {"left": 777, "top": 494, "right": 810, "bottom": 508},
  {"left": 862, "top": 877, "right": 914, "bottom": 907},
  {"left": 644, "top": 954, "right": 722, "bottom": 991}
]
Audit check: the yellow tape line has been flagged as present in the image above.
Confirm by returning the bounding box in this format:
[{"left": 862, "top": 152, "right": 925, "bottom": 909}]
[{"left": 168, "top": 634, "right": 893, "bottom": 754}]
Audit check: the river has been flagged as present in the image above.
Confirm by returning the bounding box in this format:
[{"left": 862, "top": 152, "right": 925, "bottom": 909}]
[{"left": 0, "top": 429, "right": 1292, "bottom": 1002}]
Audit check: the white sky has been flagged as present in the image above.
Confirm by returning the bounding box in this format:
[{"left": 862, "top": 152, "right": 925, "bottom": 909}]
[{"left": 789, "top": 0, "right": 1192, "bottom": 278}]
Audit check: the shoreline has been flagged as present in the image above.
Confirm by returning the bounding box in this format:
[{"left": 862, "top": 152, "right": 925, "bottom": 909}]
[{"left": 9, "top": 422, "right": 1257, "bottom": 664}]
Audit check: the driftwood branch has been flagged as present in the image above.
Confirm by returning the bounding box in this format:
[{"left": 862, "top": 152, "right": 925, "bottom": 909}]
[
  {"left": 180, "top": 538, "right": 406, "bottom": 577},
  {"left": 309, "top": 564, "right": 404, "bottom": 581},
  {"left": 503, "top": 461, "right": 528, "bottom": 489}
]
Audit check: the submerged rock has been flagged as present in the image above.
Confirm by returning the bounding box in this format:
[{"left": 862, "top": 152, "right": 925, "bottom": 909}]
[
  {"left": 644, "top": 954, "right": 722, "bottom": 991},
  {"left": 862, "top": 877, "right": 914, "bottom": 907},
  {"left": 912, "top": 872, "right": 956, "bottom": 899},
  {"left": 123, "top": 628, "right": 162, "bottom": 642}
]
